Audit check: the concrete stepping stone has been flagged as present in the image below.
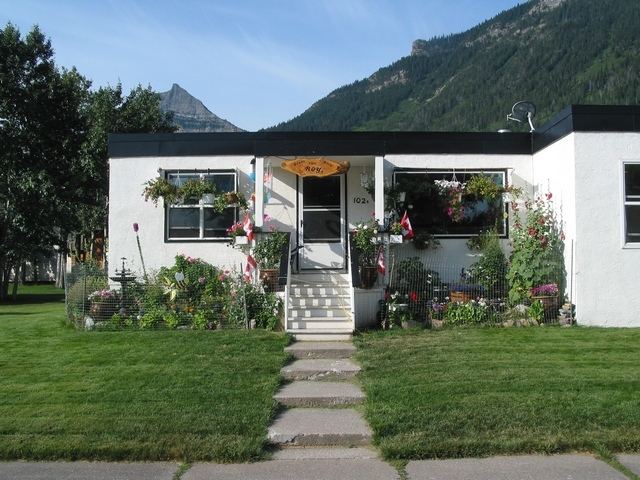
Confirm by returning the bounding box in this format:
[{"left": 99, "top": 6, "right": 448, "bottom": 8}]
[
  {"left": 280, "top": 358, "right": 361, "bottom": 380},
  {"left": 268, "top": 408, "right": 372, "bottom": 447},
  {"left": 274, "top": 381, "right": 365, "bottom": 406},
  {"left": 285, "top": 341, "right": 356, "bottom": 359}
]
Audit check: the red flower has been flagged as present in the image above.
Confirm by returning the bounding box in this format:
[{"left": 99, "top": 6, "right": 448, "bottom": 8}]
[
  {"left": 529, "top": 228, "right": 536, "bottom": 235},
  {"left": 410, "top": 291, "right": 418, "bottom": 302},
  {"left": 546, "top": 192, "right": 553, "bottom": 200}
]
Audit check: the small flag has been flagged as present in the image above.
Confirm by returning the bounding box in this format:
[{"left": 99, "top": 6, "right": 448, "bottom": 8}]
[
  {"left": 400, "top": 211, "right": 414, "bottom": 239},
  {"left": 376, "top": 246, "right": 386, "bottom": 276},
  {"left": 244, "top": 254, "right": 257, "bottom": 282},
  {"left": 243, "top": 213, "right": 254, "bottom": 241}
]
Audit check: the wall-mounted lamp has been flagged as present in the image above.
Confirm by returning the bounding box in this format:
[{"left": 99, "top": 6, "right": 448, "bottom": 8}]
[{"left": 360, "top": 167, "right": 369, "bottom": 188}]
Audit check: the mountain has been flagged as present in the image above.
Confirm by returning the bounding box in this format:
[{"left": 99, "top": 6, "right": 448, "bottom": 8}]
[
  {"left": 266, "top": 0, "right": 640, "bottom": 132},
  {"left": 159, "top": 84, "right": 244, "bottom": 133}
]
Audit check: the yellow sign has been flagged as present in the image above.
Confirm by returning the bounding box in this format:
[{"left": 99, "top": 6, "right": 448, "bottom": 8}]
[{"left": 280, "top": 157, "right": 350, "bottom": 177}]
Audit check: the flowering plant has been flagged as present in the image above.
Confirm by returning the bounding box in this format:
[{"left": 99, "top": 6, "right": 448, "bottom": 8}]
[
  {"left": 352, "top": 218, "right": 384, "bottom": 267},
  {"left": 434, "top": 179, "right": 468, "bottom": 222},
  {"left": 88, "top": 288, "right": 117, "bottom": 302},
  {"left": 142, "top": 176, "right": 179, "bottom": 206},
  {"left": 179, "top": 177, "right": 217, "bottom": 199},
  {"left": 226, "top": 222, "right": 247, "bottom": 238},
  {"left": 530, "top": 282, "right": 559, "bottom": 296},
  {"left": 389, "top": 222, "right": 403, "bottom": 235},
  {"left": 506, "top": 192, "right": 565, "bottom": 303}
]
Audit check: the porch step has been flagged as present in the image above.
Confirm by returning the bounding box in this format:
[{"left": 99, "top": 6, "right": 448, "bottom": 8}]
[
  {"left": 287, "top": 329, "right": 354, "bottom": 341},
  {"left": 284, "top": 341, "right": 356, "bottom": 358},
  {"left": 267, "top": 408, "right": 372, "bottom": 447},
  {"left": 274, "top": 381, "right": 365, "bottom": 406},
  {"left": 280, "top": 358, "right": 361, "bottom": 380},
  {"left": 287, "top": 272, "right": 354, "bottom": 341}
]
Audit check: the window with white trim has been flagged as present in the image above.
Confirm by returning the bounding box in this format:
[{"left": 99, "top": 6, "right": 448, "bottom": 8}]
[
  {"left": 166, "top": 171, "right": 237, "bottom": 240},
  {"left": 624, "top": 162, "right": 640, "bottom": 244},
  {"left": 393, "top": 169, "right": 508, "bottom": 236}
]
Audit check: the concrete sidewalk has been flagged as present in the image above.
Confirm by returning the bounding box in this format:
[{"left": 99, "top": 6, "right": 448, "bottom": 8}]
[{"left": 1, "top": 452, "right": 640, "bottom": 480}]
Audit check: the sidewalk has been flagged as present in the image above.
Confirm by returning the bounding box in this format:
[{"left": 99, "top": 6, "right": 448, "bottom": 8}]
[{"left": 1, "top": 453, "right": 639, "bottom": 480}]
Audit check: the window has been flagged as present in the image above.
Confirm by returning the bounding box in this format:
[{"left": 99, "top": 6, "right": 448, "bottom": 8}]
[
  {"left": 392, "top": 170, "right": 508, "bottom": 237},
  {"left": 166, "top": 171, "right": 237, "bottom": 240},
  {"left": 624, "top": 162, "right": 640, "bottom": 244}
]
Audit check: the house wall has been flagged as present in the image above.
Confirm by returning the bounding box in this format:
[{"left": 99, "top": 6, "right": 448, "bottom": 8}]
[
  {"left": 108, "top": 155, "right": 256, "bottom": 280},
  {"left": 570, "top": 132, "right": 640, "bottom": 326}
]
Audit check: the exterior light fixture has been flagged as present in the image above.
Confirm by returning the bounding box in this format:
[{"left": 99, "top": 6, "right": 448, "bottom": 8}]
[{"left": 360, "top": 167, "right": 369, "bottom": 188}]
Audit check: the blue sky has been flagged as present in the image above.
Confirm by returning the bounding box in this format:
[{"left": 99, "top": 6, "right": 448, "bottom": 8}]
[{"left": 1, "top": 0, "right": 524, "bottom": 131}]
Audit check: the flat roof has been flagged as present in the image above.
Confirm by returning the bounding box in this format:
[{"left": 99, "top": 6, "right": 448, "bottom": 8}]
[{"left": 108, "top": 105, "right": 640, "bottom": 158}]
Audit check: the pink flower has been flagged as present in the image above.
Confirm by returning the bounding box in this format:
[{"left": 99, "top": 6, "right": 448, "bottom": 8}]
[
  {"left": 198, "top": 277, "right": 206, "bottom": 283},
  {"left": 219, "top": 274, "right": 226, "bottom": 281},
  {"left": 133, "top": 223, "right": 139, "bottom": 233},
  {"left": 269, "top": 225, "right": 275, "bottom": 231}
]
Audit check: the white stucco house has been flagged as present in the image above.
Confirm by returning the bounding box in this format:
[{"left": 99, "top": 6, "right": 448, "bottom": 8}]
[{"left": 108, "top": 105, "right": 640, "bottom": 335}]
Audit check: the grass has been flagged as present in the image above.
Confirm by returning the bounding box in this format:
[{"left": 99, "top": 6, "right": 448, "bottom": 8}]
[
  {"left": 353, "top": 327, "right": 640, "bottom": 461},
  {"left": 0, "top": 284, "right": 291, "bottom": 462}
]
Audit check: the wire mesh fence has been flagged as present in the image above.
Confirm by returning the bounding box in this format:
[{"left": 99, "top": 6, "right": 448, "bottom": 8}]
[
  {"left": 381, "top": 232, "right": 569, "bottom": 329},
  {"left": 65, "top": 256, "right": 282, "bottom": 331}
]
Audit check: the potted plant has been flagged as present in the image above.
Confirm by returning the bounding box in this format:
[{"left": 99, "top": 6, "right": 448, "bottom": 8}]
[
  {"left": 88, "top": 288, "right": 118, "bottom": 320},
  {"left": 389, "top": 221, "right": 403, "bottom": 244},
  {"left": 363, "top": 178, "right": 376, "bottom": 199},
  {"left": 226, "top": 222, "right": 248, "bottom": 245},
  {"left": 434, "top": 178, "right": 468, "bottom": 222},
  {"left": 214, "top": 191, "right": 249, "bottom": 212},
  {"left": 465, "top": 173, "right": 505, "bottom": 201},
  {"left": 253, "top": 228, "right": 288, "bottom": 289},
  {"left": 142, "top": 177, "right": 179, "bottom": 206},
  {"left": 179, "top": 177, "right": 217, "bottom": 204},
  {"left": 352, "top": 218, "right": 384, "bottom": 288}
]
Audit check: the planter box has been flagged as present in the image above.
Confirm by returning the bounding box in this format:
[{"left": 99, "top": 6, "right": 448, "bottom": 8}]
[{"left": 234, "top": 235, "right": 249, "bottom": 245}]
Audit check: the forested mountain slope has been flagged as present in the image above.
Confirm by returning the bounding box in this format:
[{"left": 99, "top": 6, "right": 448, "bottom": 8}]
[{"left": 267, "top": 0, "right": 640, "bottom": 132}]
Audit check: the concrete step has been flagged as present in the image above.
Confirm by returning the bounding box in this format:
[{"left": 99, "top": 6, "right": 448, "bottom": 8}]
[
  {"left": 267, "top": 408, "right": 372, "bottom": 447},
  {"left": 281, "top": 358, "right": 361, "bottom": 380},
  {"left": 274, "top": 381, "right": 365, "bottom": 407},
  {"left": 289, "top": 285, "right": 350, "bottom": 296},
  {"left": 289, "top": 296, "right": 351, "bottom": 308},
  {"left": 290, "top": 272, "right": 350, "bottom": 283},
  {"left": 287, "top": 318, "right": 352, "bottom": 331},
  {"left": 288, "top": 329, "right": 354, "bottom": 341},
  {"left": 289, "top": 307, "right": 350, "bottom": 318},
  {"left": 270, "top": 447, "right": 380, "bottom": 460},
  {"left": 284, "top": 341, "right": 356, "bottom": 358}
]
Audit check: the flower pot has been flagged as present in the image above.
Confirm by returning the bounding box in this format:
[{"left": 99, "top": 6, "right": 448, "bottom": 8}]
[
  {"left": 359, "top": 266, "right": 378, "bottom": 289},
  {"left": 389, "top": 234, "right": 403, "bottom": 244},
  {"left": 259, "top": 268, "right": 280, "bottom": 291},
  {"left": 450, "top": 291, "right": 473, "bottom": 303},
  {"left": 531, "top": 295, "right": 559, "bottom": 321},
  {"left": 90, "top": 301, "right": 117, "bottom": 321},
  {"left": 233, "top": 235, "right": 249, "bottom": 245},
  {"left": 201, "top": 193, "right": 215, "bottom": 205}
]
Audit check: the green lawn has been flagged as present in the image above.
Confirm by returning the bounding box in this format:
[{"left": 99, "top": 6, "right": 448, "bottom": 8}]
[
  {"left": 353, "top": 327, "right": 640, "bottom": 461},
  {"left": 0, "top": 285, "right": 290, "bottom": 462}
]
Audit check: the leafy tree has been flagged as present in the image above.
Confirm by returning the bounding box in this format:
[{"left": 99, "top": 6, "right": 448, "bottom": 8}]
[
  {"left": 78, "top": 83, "right": 177, "bottom": 247},
  {"left": 0, "top": 23, "right": 92, "bottom": 299}
]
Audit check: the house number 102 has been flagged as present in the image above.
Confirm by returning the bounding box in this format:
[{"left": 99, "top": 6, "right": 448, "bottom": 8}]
[{"left": 353, "top": 197, "right": 370, "bottom": 204}]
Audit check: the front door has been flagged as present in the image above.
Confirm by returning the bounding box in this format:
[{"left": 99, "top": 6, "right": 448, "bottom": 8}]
[{"left": 298, "top": 175, "right": 345, "bottom": 270}]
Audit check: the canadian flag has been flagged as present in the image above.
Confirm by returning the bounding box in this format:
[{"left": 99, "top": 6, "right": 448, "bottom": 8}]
[
  {"left": 376, "top": 246, "right": 386, "bottom": 276},
  {"left": 244, "top": 254, "right": 257, "bottom": 282},
  {"left": 243, "top": 213, "right": 254, "bottom": 241},
  {"left": 400, "top": 211, "right": 414, "bottom": 239}
]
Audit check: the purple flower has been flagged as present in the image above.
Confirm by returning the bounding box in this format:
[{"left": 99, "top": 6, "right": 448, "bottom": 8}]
[{"left": 133, "top": 223, "right": 139, "bottom": 233}]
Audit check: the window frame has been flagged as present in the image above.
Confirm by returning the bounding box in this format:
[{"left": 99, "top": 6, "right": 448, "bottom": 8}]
[
  {"left": 622, "top": 161, "right": 640, "bottom": 248},
  {"left": 164, "top": 170, "right": 239, "bottom": 242},
  {"left": 392, "top": 169, "right": 509, "bottom": 238}
]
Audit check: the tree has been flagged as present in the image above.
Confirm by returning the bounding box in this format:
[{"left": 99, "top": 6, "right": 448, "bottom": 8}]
[
  {"left": 0, "top": 23, "right": 92, "bottom": 299},
  {"left": 78, "top": 83, "right": 177, "bottom": 244}
]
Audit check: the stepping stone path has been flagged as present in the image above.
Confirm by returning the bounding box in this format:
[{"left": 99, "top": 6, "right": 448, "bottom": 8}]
[{"left": 268, "top": 341, "right": 374, "bottom": 453}]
